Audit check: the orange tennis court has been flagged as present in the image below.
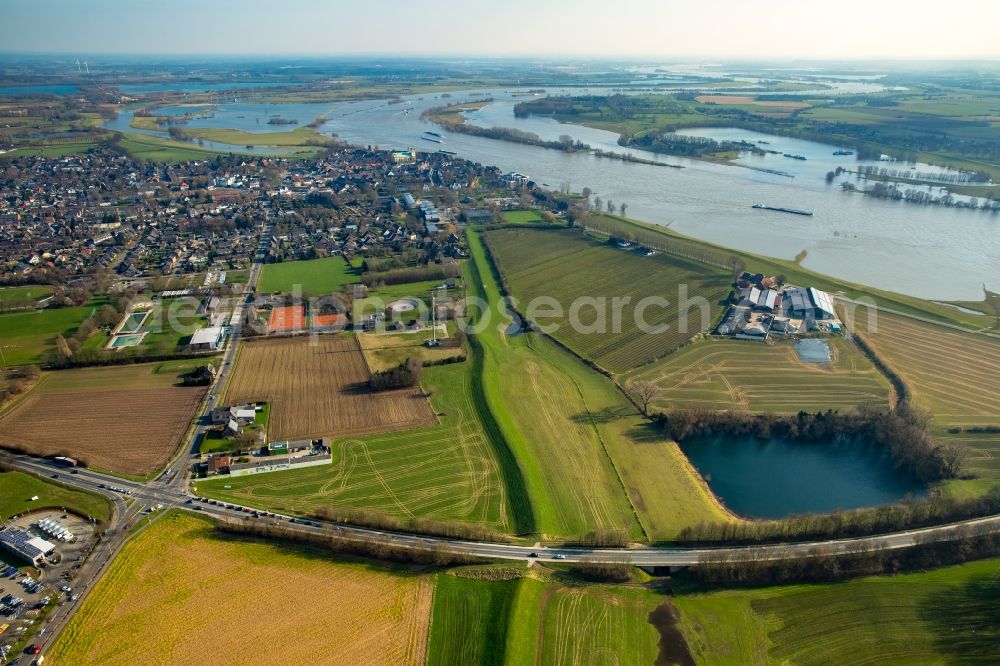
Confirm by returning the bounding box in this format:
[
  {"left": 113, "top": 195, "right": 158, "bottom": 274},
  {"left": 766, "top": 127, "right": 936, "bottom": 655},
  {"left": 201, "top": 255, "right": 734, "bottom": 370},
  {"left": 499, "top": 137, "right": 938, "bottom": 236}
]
[{"left": 268, "top": 305, "right": 307, "bottom": 333}]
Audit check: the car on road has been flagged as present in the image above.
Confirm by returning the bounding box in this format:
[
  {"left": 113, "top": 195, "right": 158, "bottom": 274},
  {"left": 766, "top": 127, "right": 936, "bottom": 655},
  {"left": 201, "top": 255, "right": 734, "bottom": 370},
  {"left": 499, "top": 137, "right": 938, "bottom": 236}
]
[
  {"left": 528, "top": 552, "right": 538, "bottom": 558},
  {"left": 185, "top": 498, "right": 193, "bottom": 504},
  {"left": 554, "top": 554, "right": 566, "bottom": 560},
  {"left": 27, "top": 644, "right": 41, "bottom": 654},
  {"left": 49, "top": 474, "right": 58, "bottom": 479}
]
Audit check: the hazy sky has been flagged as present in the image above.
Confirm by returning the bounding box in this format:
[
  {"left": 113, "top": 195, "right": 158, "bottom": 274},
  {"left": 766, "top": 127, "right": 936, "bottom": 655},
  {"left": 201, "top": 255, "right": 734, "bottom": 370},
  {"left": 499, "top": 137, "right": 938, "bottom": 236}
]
[{"left": 4, "top": 0, "right": 999, "bottom": 60}]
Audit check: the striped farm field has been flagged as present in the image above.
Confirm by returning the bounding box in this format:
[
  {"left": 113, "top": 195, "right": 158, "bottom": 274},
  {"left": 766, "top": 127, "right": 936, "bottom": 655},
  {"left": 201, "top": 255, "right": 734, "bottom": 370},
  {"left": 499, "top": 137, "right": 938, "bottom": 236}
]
[
  {"left": 223, "top": 334, "right": 436, "bottom": 442},
  {"left": 849, "top": 307, "right": 1000, "bottom": 427},
  {"left": 537, "top": 586, "right": 663, "bottom": 666},
  {"left": 48, "top": 512, "right": 433, "bottom": 666},
  {"left": 427, "top": 573, "right": 672, "bottom": 666},
  {"left": 624, "top": 337, "right": 891, "bottom": 414},
  {"left": 848, "top": 307, "right": 1000, "bottom": 490},
  {"left": 675, "top": 557, "right": 1000, "bottom": 665},
  {"left": 202, "top": 359, "right": 511, "bottom": 530},
  {"left": 486, "top": 227, "right": 731, "bottom": 373}
]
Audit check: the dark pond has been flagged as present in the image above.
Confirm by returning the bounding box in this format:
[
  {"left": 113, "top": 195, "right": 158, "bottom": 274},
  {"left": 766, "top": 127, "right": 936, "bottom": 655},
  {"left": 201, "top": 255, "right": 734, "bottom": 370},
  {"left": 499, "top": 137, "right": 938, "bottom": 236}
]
[{"left": 680, "top": 435, "right": 926, "bottom": 518}]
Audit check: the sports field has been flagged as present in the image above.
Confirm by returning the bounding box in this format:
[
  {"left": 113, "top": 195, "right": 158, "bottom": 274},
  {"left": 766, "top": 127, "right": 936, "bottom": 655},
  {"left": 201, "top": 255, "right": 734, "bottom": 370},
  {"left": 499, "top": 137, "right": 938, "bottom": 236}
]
[
  {"left": 0, "top": 285, "right": 54, "bottom": 308},
  {"left": 468, "top": 230, "right": 730, "bottom": 540},
  {"left": 486, "top": 227, "right": 731, "bottom": 373},
  {"left": 675, "top": 557, "right": 1000, "bottom": 665},
  {"left": 0, "top": 361, "right": 206, "bottom": 476},
  {"left": 201, "top": 359, "right": 509, "bottom": 529},
  {"left": 223, "top": 335, "right": 436, "bottom": 442},
  {"left": 267, "top": 304, "right": 307, "bottom": 333},
  {"left": 624, "top": 337, "right": 891, "bottom": 414},
  {"left": 258, "top": 256, "right": 361, "bottom": 295},
  {"left": 48, "top": 512, "right": 433, "bottom": 666},
  {"left": 0, "top": 303, "right": 96, "bottom": 366}
]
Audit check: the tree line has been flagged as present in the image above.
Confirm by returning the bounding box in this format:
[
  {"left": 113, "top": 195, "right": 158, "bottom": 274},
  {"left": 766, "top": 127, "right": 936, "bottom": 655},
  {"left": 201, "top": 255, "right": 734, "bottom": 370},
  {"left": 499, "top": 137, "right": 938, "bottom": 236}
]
[
  {"left": 656, "top": 403, "right": 964, "bottom": 484},
  {"left": 693, "top": 524, "right": 1000, "bottom": 586},
  {"left": 676, "top": 486, "right": 1000, "bottom": 546}
]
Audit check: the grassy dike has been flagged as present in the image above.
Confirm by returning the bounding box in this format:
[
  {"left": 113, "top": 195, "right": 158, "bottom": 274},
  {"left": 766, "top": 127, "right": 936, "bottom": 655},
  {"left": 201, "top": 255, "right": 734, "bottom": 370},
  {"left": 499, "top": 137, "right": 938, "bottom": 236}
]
[{"left": 466, "top": 229, "right": 730, "bottom": 540}]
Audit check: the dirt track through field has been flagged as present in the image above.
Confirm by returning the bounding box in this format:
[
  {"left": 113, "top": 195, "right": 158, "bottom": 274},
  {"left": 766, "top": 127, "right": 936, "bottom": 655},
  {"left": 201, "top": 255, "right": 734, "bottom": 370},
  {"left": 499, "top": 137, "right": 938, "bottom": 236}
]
[{"left": 224, "top": 335, "right": 436, "bottom": 441}]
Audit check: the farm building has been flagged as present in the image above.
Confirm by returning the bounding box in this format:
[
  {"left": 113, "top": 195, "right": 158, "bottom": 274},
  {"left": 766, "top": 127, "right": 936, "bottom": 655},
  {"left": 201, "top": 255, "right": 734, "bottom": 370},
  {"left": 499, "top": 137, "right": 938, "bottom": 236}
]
[
  {"left": 0, "top": 526, "right": 56, "bottom": 565},
  {"left": 739, "top": 286, "right": 780, "bottom": 312},
  {"left": 785, "top": 287, "right": 837, "bottom": 320},
  {"left": 190, "top": 326, "right": 227, "bottom": 351}
]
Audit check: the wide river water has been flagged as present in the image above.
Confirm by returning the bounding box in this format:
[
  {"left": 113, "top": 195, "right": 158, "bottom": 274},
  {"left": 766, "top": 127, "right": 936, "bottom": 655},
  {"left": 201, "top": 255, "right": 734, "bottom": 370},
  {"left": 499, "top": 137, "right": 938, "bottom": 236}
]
[{"left": 107, "top": 87, "right": 999, "bottom": 300}]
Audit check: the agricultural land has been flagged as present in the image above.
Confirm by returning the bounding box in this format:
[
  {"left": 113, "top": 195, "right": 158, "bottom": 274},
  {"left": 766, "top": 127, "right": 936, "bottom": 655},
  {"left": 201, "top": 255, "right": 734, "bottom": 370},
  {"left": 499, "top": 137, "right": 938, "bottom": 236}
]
[
  {"left": 0, "top": 360, "right": 207, "bottom": 476},
  {"left": 48, "top": 512, "right": 433, "bottom": 666},
  {"left": 201, "top": 358, "right": 510, "bottom": 530},
  {"left": 222, "top": 335, "right": 436, "bottom": 442},
  {"left": 427, "top": 571, "right": 669, "bottom": 666},
  {"left": 675, "top": 556, "right": 1000, "bottom": 665},
  {"left": 0, "top": 470, "right": 112, "bottom": 522},
  {"left": 848, "top": 306, "right": 1000, "bottom": 498},
  {"left": 623, "top": 337, "right": 891, "bottom": 414},
  {"left": 486, "top": 227, "right": 732, "bottom": 373}
]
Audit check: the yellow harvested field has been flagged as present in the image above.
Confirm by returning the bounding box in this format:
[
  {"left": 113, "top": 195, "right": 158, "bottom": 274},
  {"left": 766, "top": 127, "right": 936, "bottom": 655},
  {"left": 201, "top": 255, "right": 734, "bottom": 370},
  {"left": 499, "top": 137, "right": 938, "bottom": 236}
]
[
  {"left": 49, "top": 513, "right": 433, "bottom": 666},
  {"left": 224, "top": 335, "right": 436, "bottom": 441}
]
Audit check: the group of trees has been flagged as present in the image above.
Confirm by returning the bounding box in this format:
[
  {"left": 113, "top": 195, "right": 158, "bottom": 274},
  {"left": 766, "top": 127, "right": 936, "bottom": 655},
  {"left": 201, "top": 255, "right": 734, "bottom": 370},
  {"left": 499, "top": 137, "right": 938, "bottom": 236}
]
[
  {"left": 655, "top": 403, "right": 964, "bottom": 483},
  {"left": 842, "top": 180, "right": 1000, "bottom": 211},
  {"left": 369, "top": 357, "right": 421, "bottom": 392},
  {"left": 437, "top": 121, "right": 590, "bottom": 153},
  {"left": 360, "top": 262, "right": 459, "bottom": 287},
  {"left": 0, "top": 364, "right": 40, "bottom": 405},
  {"left": 622, "top": 132, "right": 760, "bottom": 159},
  {"left": 42, "top": 295, "right": 132, "bottom": 367}
]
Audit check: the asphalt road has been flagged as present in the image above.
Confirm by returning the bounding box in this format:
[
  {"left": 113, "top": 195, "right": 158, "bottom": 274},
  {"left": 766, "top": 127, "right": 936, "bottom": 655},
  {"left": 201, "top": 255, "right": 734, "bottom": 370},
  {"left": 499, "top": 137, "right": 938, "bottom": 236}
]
[{"left": 8, "top": 454, "right": 1000, "bottom": 568}]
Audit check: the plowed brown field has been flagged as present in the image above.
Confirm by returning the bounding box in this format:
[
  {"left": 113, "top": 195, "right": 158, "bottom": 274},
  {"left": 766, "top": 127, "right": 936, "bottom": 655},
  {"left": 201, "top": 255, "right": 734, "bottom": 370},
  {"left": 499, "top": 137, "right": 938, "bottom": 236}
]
[
  {"left": 0, "top": 362, "right": 205, "bottom": 476},
  {"left": 224, "top": 335, "right": 436, "bottom": 441}
]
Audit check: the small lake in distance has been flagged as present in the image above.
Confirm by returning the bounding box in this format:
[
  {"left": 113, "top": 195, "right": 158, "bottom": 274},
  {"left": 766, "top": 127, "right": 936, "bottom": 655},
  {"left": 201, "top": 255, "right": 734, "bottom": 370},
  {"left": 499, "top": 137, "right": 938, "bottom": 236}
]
[{"left": 679, "top": 435, "right": 926, "bottom": 519}]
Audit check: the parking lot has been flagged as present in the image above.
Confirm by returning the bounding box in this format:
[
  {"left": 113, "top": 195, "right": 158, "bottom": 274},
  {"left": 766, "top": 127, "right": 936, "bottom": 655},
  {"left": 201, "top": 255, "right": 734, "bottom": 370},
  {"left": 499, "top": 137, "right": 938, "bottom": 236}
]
[{"left": 1, "top": 510, "right": 98, "bottom": 662}]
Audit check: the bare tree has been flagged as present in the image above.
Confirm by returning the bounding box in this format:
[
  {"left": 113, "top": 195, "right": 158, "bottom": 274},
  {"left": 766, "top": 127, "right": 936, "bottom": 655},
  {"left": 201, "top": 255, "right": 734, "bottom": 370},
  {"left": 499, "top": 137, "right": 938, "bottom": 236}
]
[
  {"left": 619, "top": 202, "right": 627, "bottom": 216},
  {"left": 631, "top": 380, "right": 660, "bottom": 415},
  {"left": 606, "top": 199, "right": 614, "bottom": 213},
  {"left": 593, "top": 195, "right": 602, "bottom": 211}
]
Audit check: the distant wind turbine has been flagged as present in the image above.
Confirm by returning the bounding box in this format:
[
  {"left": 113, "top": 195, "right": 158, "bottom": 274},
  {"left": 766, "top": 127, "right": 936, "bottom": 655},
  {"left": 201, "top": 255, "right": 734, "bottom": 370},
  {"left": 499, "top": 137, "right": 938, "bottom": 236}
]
[
  {"left": 83, "top": 61, "right": 89, "bottom": 74},
  {"left": 75, "top": 59, "right": 81, "bottom": 73}
]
